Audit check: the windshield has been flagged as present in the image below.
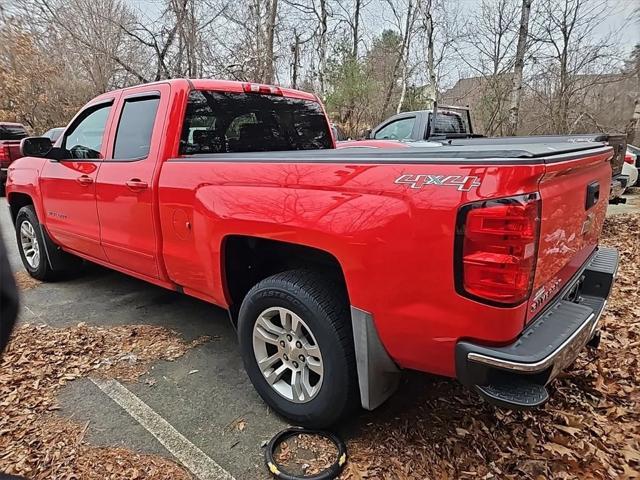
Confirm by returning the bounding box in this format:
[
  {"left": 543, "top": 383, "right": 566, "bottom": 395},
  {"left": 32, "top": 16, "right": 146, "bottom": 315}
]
[
  {"left": 180, "top": 90, "right": 332, "bottom": 155},
  {"left": 0, "top": 124, "right": 28, "bottom": 141}
]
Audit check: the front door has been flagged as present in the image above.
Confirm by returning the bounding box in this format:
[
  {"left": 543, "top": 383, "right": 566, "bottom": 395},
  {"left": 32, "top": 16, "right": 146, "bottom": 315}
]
[
  {"left": 40, "top": 100, "right": 117, "bottom": 260},
  {"left": 95, "top": 85, "right": 168, "bottom": 279}
]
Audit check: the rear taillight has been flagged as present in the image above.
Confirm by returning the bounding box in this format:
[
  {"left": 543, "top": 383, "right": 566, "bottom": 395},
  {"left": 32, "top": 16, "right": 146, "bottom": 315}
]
[
  {"left": 242, "top": 83, "right": 283, "bottom": 96},
  {"left": 455, "top": 193, "right": 541, "bottom": 306},
  {"left": 0, "top": 145, "right": 9, "bottom": 166},
  {"left": 624, "top": 152, "right": 635, "bottom": 164}
]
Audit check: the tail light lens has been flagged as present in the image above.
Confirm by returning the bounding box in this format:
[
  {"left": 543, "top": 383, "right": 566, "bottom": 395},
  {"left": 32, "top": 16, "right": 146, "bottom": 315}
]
[
  {"left": 455, "top": 193, "right": 541, "bottom": 306},
  {"left": 624, "top": 152, "right": 635, "bottom": 164},
  {"left": 0, "top": 145, "right": 9, "bottom": 166}
]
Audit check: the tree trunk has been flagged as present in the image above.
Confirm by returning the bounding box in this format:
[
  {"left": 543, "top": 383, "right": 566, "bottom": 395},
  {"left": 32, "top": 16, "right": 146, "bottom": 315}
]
[
  {"left": 396, "top": 65, "right": 408, "bottom": 114},
  {"left": 317, "top": 0, "right": 328, "bottom": 98},
  {"left": 352, "top": 0, "right": 361, "bottom": 58},
  {"left": 426, "top": 12, "right": 435, "bottom": 107},
  {"left": 264, "top": 0, "right": 278, "bottom": 84},
  {"left": 381, "top": 0, "right": 413, "bottom": 116},
  {"left": 558, "top": 45, "right": 569, "bottom": 134},
  {"left": 291, "top": 30, "right": 300, "bottom": 89},
  {"left": 507, "top": 0, "right": 532, "bottom": 136}
]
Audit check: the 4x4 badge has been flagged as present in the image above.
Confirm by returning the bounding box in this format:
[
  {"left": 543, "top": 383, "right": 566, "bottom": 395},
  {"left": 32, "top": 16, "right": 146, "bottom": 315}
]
[{"left": 395, "top": 174, "right": 482, "bottom": 192}]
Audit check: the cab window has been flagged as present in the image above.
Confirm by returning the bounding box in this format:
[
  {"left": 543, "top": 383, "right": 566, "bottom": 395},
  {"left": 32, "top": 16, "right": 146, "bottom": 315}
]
[
  {"left": 63, "top": 103, "right": 112, "bottom": 159},
  {"left": 112, "top": 96, "right": 160, "bottom": 160},
  {"left": 374, "top": 117, "right": 415, "bottom": 140},
  {"left": 179, "top": 90, "right": 332, "bottom": 155}
]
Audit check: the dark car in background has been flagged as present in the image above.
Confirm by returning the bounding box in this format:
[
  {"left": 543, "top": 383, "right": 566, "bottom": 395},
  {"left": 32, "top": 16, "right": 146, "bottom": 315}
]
[{"left": 0, "top": 122, "right": 28, "bottom": 194}]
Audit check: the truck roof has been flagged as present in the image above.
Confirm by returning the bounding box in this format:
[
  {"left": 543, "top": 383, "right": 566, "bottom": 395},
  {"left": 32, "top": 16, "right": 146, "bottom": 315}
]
[{"left": 87, "top": 78, "right": 319, "bottom": 105}]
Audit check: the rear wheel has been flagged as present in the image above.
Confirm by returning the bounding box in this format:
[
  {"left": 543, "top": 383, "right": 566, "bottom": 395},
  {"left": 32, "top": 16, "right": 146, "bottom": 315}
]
[{"left": 238, "top": 269, "right": 358, "bottom": 428}]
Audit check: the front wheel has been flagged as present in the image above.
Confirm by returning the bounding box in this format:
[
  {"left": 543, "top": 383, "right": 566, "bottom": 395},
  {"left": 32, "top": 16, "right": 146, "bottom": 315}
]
[
  {"left": 15, "top": 206, "right": 52, "bottom": 280},
  {"left": 15, "top": 205, "right": 80, "bottom": 281},
  {"left": 238, "top": 270, "right": 359, "bottom": 428}
]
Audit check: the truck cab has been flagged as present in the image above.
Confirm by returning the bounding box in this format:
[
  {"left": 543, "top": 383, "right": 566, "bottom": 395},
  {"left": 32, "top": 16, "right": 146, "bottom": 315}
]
[{"left": 368, "top": 106, "right": 475, "bottom": 141}]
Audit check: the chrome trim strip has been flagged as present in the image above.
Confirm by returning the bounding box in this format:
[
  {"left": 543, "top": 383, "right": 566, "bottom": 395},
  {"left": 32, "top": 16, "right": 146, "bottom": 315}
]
[{"left": 467, "top": 312, "right": 596, "bottom": 373}]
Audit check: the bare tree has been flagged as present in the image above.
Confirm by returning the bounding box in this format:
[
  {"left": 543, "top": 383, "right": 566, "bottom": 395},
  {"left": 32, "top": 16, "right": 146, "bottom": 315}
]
[
  {"left": 532, "top": 0, "right": 620, "bottom": 134},
  {"left": 455, "top": 0, "right": 519, "bottom": 135},
  {"left": 381, "top": 0, "right": 418, "bottom": 116},
  {"left": 263, "top": 0, "right": 279, "bottom": 83},
  {"left": 507, "top": 0, "right": 532, "bottom": 135}
]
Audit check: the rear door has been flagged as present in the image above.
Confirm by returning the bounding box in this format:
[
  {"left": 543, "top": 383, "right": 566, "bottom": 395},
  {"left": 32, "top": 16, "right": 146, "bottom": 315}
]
[
  {"left": 95, "top": 85, "right": 169, "bottom": 279},
  {"left": 40, "top": 99, "right": 118, "bottom": 260}
]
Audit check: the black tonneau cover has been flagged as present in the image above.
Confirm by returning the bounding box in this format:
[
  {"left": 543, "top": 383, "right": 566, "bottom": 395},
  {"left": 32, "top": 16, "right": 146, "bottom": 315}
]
[
  {"left": 447, "top": 133, "right": 626, "bottom": 176},
  {"left": 174, "top": 141, "right": 611, "bottom": 165}
]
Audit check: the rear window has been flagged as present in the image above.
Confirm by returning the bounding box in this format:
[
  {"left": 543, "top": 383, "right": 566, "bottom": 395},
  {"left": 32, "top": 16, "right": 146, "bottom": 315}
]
[
  {"left": 180, "top": 90, "right": 332, "bottom": 155},
  {"left": 0, "top": 124, "right": 28, "bottom": 141},
  {"left": 428, "top": 111, "right": 469, "bottom": 135}
]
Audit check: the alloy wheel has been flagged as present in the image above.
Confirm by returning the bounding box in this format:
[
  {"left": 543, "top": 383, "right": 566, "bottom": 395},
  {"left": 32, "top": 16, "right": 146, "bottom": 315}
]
[
  {"left": 19, "top": 220, "right": 40, "bottom": 269},
  {"left": 252, "top": 307, "right": 324, "bottom": 403}
]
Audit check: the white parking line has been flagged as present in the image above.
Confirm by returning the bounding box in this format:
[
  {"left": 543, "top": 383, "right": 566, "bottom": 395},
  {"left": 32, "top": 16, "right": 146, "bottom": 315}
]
[{"left": 91, "top": 377, "right": 235, "bottom": 480}]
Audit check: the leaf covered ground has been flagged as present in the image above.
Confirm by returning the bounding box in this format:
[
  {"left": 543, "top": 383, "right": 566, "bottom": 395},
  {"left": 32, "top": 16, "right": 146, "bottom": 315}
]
[
  {"left": 0, "top": 323, "right": 205, "bottom": 479},
  {"left": 340, "top": 212, "right": 640, "bottom": 479}
]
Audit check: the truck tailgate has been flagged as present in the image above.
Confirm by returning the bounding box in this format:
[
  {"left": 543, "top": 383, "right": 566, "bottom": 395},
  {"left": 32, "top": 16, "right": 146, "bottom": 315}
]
[
  {"left": 0, "top": 141, "right": 22, "bottom": 168},
  {"left": 526, "top": 146, "right": 613, "bottom": 323}
]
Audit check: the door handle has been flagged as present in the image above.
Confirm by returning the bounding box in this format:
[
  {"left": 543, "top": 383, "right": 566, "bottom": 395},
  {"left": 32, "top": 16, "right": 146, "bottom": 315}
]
[
  {"left": 125, "top": 179, "right": 148, "bottom": 191},
  {"left": 77, "top": 175, "right": 93, "bottom": 186}
]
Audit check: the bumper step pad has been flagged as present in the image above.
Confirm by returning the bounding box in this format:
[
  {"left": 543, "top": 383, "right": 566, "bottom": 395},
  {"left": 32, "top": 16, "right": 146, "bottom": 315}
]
[
  {"left": 455, "top": 246, "right": 619, "bottom": 410},
  {"left": 476, "top": 379, "right": 549, "bottom": 409}
]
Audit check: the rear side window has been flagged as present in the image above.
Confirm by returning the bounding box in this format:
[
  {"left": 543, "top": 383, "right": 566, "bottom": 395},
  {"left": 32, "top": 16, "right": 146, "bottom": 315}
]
[
  {"left": 112, "top": 96, "right": 160, "bottom": 160},
  {"left": 0, "top": 124, "right": 28, "bottom": 140},
  {"left": 180, "top": 90, "right": 332, "bottom": 155}
]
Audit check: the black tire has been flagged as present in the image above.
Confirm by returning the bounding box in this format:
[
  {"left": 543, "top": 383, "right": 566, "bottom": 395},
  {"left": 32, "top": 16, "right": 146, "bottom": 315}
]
[
  {"left": 238, "top": 269, "right": 359, "bottom": 428},
  {"left": 15, "top": 205, "right": 80, "bottom": 281},
  {"left": 15, "top": 206, "right": 54, "bottom": 280}
]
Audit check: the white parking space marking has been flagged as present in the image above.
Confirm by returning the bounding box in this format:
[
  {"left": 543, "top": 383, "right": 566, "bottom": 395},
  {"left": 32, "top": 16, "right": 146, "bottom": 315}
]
[{"left": 91, "top": 378, "right": 235, "bottom": 480}]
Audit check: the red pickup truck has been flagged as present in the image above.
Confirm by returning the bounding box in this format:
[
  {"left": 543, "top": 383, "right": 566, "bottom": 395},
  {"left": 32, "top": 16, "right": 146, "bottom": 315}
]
[
  {"left": 6, "top": 79, "right": 618, "bottom": 427},
  {"left": 0, "top": 122, "right": 28, "bottom": 194}
]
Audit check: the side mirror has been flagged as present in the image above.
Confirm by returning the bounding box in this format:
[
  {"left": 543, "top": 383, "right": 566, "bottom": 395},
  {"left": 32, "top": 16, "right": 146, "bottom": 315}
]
[
  {"left": 364, "top": 128, "right": 373, "bottom": 139},
  {"left": 20, "top": 137, "right": 53, "bottom": 158}
]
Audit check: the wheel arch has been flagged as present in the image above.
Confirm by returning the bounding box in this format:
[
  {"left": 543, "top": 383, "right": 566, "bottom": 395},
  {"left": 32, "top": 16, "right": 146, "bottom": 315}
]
[
  {"left": 8, "top": 192, "right": 35, "bottom": 225},
  {"left": 222, "top": 235, "right": 401, "bottom": 412},
  {"left": 222, "top": 235, "right": 349, "bottom": 324}
]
